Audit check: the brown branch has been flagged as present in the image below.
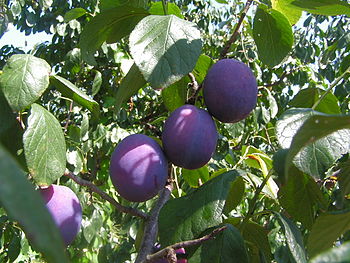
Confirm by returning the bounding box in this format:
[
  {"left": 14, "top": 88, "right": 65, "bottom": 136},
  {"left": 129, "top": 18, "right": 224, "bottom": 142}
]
[
  {"left": 144, "top": 225, "right": 228, "bottom": 263},
  {"left": 135, "top": 183, "right": 173, "bottom": 263},
  {"left": 64, "top": 172, "right": 148, "bottom": 220},
  {"left": 220, "top": 0, "right": 254, "bottom": 59}
]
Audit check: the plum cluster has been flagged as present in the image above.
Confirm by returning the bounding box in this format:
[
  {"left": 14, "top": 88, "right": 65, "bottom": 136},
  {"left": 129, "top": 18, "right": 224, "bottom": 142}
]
[{"left": 109, "top": 59, "right": 257, "bottom": 203}]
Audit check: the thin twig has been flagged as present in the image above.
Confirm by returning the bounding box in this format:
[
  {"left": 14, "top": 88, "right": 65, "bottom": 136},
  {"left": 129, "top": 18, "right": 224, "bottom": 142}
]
[
  {"left": 144, "top": 225, "right": 228, "bottom": 263},
  {"left": 220, "top": 0, "right": 254, "bottom": 59},
  {"left": 188, "top": 73, "right": 199, "bottom": 91},
  {"left": 135, "top": 184, "right": 173, "bottom": 263},
  {"left": 64, "top": 173, "right": 148, "bottom": 220}
]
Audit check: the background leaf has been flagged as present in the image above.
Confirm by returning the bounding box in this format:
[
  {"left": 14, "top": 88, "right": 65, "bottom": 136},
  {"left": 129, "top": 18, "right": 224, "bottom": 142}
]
[
  {"left": 0, "top": 145, "right": 69, "bottom": 263},
  {"left": 23, "top": 104, "right": 66, "bottom": 186},
  {"left": 79, "top": 6, "right": 149, "bottom": 65},
  {"left": 289, "top": 0, "right": 350, "bottom": 16},
  {"left": 189, "top": 224, "right": 249, "bottom": 263},
  {"left": 276, "top": 108, "right": 350, "bottom": 178},
  {"left": 275, "top": 212, "right": 307, "bottom": 263},
  {"left": 149, "top": 2, "right": 183, "bottom": 18},
  {"left": 253, "top": 6, "right": 294, "bottom": 67},
  {"left": 64, "top": 8, "right": 87, "bottom": 22},
  {"left": 50, "top": 75, "right": 100, "bottom": 119},
  {"left": 158, "top": 171, "right": 239, "bottom": 246},
  {"left": 307, "top": 210, "right": 350, "bottom": 257},
  {"left": 310, "top": 241, "right": 350, "bottom": 263},
  {"left": 0, "top": 54, "right": 51, "bottom": 111},
  {"left": 129, "top": 14, "right": 202, "bottom": 89}
]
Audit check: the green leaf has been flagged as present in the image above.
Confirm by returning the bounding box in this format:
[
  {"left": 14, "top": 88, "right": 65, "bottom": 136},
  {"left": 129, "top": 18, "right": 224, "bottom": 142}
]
[
  {"left": 307, "top": 210, "right": 350, "bottom": 257},
  {"left": 149, "top": 2, "right": 183, "bottom": 18},
  {"left": 240, "top": 221, "right": 272, "bottom": 262},
  {"left": 115, "top": 63, "right": 146, "bottom": 112},
  {"left": 276, "top": 108, "right": 350, "bottom": 178},
  {"left": 271, "top": 0, "right": 302, "bottom": 25},
  {"left": 223, "top": 176, "right": 245, "bottom": 215},
  {"left": 100, "top": 0, "right": 148, "bottom": 11},
  {"left": 64, "top": 8, "right": 87, "bottom": 22},
  {"left": 161, "top": 76, "right": 189, "bottom": 112},
  {"left": 289, "top": 88, "right": 341, "bottom": 114},
  {"left": 339, "top": 54, "right": 350, "bottom": 75},
  {"left": 0, "top": 54, "right": 51, "bottom": 111},
  {"left": 214, "top": 0, "right": 228, "bottom": 3},
  {"left": 278, "top": 172, "right": 327, "bottom": 229},
  {"left": 310, "top": 241, "right": 350, "bottom": 263},
  {"left": 23, "top": 104, "right": 66, "bottom": 186},
  {"left": 129, "top": 15, "right": 202, "bottom": 89},
  {"left": 79, "top": 6, "right": 149, "bottom": 65},
  {"left": 83, "top": 209, "right": 103, "bottom": 243},
  {"left": 253, "top": 6, "right": 294, "bottom": 67},
  {"left": 92, "top": 70, "right": 102, "bottom": 96},
  {"left": 182, "top": 166, "right": 210, "bottom": 188},
  {"left": 189, "top": 224, "right": 249, "bottom": 263},
  {"left": 50, "top": 75, "right": 100, "bottom": 119},
  {"left": 192, "top": 54, "right": 214, "bottom": 84},
  {"left": 289, "top": 0, "right": 350, "bottom": 16},
  {"left": 159, "top": 171, "right": 239, "bottom": 246},
  {"left": 0, "top": 145, "right": 69, "bottom": 263},
  {"left": 275, "top": 212, "right": 307, "bottom": 263},
  {"left": 337, "top": 160, "right": 350, "bottom": 196}
]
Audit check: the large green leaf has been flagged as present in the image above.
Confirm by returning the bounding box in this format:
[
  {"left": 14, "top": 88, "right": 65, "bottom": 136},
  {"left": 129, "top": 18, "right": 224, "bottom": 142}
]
[
  {"left": 0, "top": 145, "right": 69, "bottom": 263},
  {"left": 310, "top": 241, "right": 350, "bottom": 263},
  {"left": 223, "top": 176, "right": 245, "bottom": 215},
  {"left": 100, "top": 0, "right": 148, "bottom": 11},
  {"left": 271, "top": 0, "right": 302, "bottom": 25},
  {"left": 278, "top": 172, "right": 327, "bottom": 229},
  {"left": 158, "top": 171, "right": 239, "bottom": 246},
  {"left": 253, "top": 5, "right": 294, "bottom": 67},
  {"left": 307, "top": 210, "right": 350, "bottom": 257},
  {"left": 23, "top": 104, "right": 66, "bottom": 186},
  {"left": 275, "top": 212, "right": 307, "bottom": 263},
  {"left": 289, "top": 88, "right": 341, "bottom": 115},
  {"left": 0, "top": 54, "right": 51, "bottom": 111},
  {"left": 192, "top": 54, "right": 214, "bottom": 84},
  {"left": 189, "top": 224, "right": 249, "bottom": 263},
  {"left": 337, "top": 160, "right": 350, "bottom": 196},
  {"left": 161, "top": 75, "right": 189, "bottom": 112},
  {"left": 149, "top": 2, "right": 183, "bottom": 18},
  {"left": 289, "top": 0, "right": 350, "bottom": 16},
  {"left": 50, "top": 75, "right": 100, "bottom": 118},
  {"left": 115, "top": 63, "right": 146, "bottom": 112},
  {"left": 79, "top": 6, "right": 149, "bottom": 65},
  {"left": 240, "top": 221, "right": 272, "bottom": 262},
  {"left": 276, "top": 108, "right": 350, "bottom": 178},
  {"left": 129, "top": 15, "right": 202, "bottom": 89}
]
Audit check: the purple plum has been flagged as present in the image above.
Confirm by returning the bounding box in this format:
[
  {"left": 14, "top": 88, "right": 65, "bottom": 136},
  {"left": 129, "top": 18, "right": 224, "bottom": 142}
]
[
  {"left": 203, "top": 59, "right": 258, "bottom": 123},
  {"left": 109, "top": 134, "right": 168, "bottom": 202},
  {"left": 39, "top": 184, "right": 82, "bottom": 246},
  {"left": 162, "top": 104, "right": 218, "bottom": 169}
]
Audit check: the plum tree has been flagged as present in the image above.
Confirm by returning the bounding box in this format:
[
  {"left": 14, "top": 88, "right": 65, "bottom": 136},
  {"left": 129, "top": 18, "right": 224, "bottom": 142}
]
[
  {"left": 203, "top": 59, "right": 258, "bottom": 123},
  {"left": 39, "top": 184, "right": 82, "bottom": 246},
  {"left": 109, "top": 134, "right": 168, "bottom": 202},
  {"left": 162, "top": 105, "right": 218, "bottom": 170},
  {"left": 154, "top": 248, "right": 187, "bottom": 263}
]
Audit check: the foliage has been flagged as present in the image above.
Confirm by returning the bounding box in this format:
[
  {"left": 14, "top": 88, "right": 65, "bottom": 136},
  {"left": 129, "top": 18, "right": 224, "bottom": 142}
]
[{"left": 0, "top": 0, "right": 350, "bottom": 262}]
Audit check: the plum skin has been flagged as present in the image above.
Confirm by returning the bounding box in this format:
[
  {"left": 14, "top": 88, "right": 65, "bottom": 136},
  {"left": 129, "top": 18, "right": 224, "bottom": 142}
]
[
  {"left": 109, "top": 134, "right": 168, "bottom": 202},
  {"left": 203, "top": 59, "right": 258, "bottom": 123},
  {"left": 162, "top": 105, "right": 218, "bottom": 170},
  {"left": 39, "top": 184, "right": 82, "bottom": 246}
]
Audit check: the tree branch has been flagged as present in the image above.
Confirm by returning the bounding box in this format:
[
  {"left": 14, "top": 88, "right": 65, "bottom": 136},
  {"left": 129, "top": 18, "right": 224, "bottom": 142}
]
[
  {"left": 144, "top": 225, "right": 228, "bottom": 263},
  {"left": 135, "top": 183, "right": 173, "bottom": 263},
  {"left": 220, "top": 0, "right": 254, "bottom": 59},
  {"left": 64, "top": 172, "right": 148, "bottom": 220}
]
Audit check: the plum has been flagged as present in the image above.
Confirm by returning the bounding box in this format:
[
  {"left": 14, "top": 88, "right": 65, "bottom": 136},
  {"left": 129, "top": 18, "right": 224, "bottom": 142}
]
[
  {"left": 203, "top": 59, "right": 258, "bottom": 123},
  {"left": 109, "top": 134, "right": 168, "bottom": 202},
  {"left": 39, "top": 184, "right": 82, "bottom": 246},
  {"left": 162, "top": 104, "right": 218, "bottom": 169}
]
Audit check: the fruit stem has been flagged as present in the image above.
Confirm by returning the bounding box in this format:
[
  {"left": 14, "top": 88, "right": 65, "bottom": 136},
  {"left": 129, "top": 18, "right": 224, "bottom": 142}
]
[
  {"left": 220, "top": 0, "right": 254, "bottom": 59},
  {"left": 162, "top": 0, "right": 168, "bottom": 15},
  {"left": 312, "top": 65, "right": 350, "bottom": 110},
  {"left": 239, "top": 169, "right": 273, "bottom": 231}
]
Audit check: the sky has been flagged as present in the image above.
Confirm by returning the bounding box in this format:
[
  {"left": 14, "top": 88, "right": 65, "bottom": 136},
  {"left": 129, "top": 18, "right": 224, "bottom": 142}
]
[{"left": 0, "top": 23, "right": 52, "bottom": 52}]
